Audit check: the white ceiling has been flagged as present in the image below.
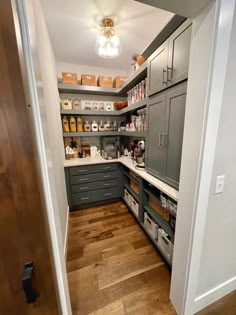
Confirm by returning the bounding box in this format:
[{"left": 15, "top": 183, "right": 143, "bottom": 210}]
[{"left": 40, "top": 0, "right": 174, "bottom": 71}]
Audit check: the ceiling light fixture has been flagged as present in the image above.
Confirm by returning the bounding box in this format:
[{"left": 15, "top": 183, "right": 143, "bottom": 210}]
[{"left": 95, "top": 18, "right": 121, "bottom": 58}]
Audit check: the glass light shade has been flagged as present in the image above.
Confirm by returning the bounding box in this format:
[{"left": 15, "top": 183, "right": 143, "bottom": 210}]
[{"left": 95, "top": 28, "right": 121, "bottom": 58}]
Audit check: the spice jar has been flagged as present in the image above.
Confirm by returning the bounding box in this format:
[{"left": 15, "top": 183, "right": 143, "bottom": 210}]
[
  {"left": 69, "top": 116, "right": 76, "bottom": 132},
  {"left": 104, "top": 121, "right": 112, "bottom": 131},
  {"left": 72, "top": 99, "right": 81, "bottom": 110},
  {"left": 99, "top": 121, "right": 105, "bottom": 132},
  {"left": 91, "top": 121, "right": 98, "bottom": 132},
  {"left": 61, "top": 97, "right": 72, "bottom": 110},
  {"left": 113, "top": 121, "right": 118, "bottom": 131},
  {"left": 84, "top": 121, "right": 91, "bottom": 132}
]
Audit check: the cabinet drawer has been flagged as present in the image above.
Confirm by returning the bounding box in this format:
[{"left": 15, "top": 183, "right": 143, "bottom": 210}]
[
  {"left": 70, "top": 163, "right": 119, "bottom": 176},
  {"left": 72, "top": 187, "right": 121, "bottom": 205},
  {"left": 71, "top": 178, "right": 121, "bottom": 193},
  {"left": 70, "top": 170, "right": 120, "bottom": 184}
]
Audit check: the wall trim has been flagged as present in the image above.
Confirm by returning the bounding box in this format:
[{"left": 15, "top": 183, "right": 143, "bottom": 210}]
[
  {"left": 64, "top": 206, "right": 70, "bottom": 257},
  {"left": 194, "top": 276, "right": 236, "bottom": 313}
]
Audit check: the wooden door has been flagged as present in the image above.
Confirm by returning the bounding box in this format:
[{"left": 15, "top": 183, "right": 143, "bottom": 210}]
[
  {"left": 148, "top": 41, "right": 168, "bottom": 96},
  {"left": 0, "top": 1, "right": 60, "bottom": 315},
  {"left": 146, "top": 92, "right": 167, "bottom": 178}
]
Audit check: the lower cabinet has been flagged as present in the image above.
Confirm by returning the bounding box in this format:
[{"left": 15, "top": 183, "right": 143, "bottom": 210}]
[
  {"left": 146, "top": 81, "right": 187, "bottom": 188},
  {"left": 65, "top": 163, "right": 122, "bottom": 209}
]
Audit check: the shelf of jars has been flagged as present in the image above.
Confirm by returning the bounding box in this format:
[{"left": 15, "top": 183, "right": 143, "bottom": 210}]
[{"left": 63, "top": 131, "right": 146, "bottom": 138}]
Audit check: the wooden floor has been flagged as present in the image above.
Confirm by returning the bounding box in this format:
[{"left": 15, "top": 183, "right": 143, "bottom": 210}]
[{"left": 66, "top": 201, "right": 176, "bottom": 315}]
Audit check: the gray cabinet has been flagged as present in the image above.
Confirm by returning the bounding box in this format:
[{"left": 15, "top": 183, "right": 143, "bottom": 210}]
[
  {"left": 167, "top": 21, "right": 192, "bottom": 86},
  {"left": 148, "top": 41, "right": 168, "bottom": 96},
  {"left": 65, "top": 163, "right": 122, "bottom": 209},
  {"left": 148, "top": 20, "right": 191, "bottom": 97},
  {"left": 146, "top": 82, "right": 187, "bottom": 188}
]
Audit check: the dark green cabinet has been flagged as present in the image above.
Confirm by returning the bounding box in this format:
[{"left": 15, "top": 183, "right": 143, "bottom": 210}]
[
  {"left": 148, "top": 20, "right": 191, "bottom": 97},
  {"left": 146, "top": 82, "right": 187, "bottom": 188}
]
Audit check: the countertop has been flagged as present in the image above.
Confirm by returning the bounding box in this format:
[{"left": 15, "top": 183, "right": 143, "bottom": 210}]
[{"left": 64, "top": 156, "right": 178, "bottom": 201}]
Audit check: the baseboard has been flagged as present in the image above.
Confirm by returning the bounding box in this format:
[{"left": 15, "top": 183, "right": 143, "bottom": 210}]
[
  {"left": 194, "top": 276, "right": 236, "bottom": 313},
  {"left": 64, "top": 206, "right": 70, "bottom": 258}
]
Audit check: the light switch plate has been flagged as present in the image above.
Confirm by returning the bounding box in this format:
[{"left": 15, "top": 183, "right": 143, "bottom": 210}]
[{"left": 215, "top": 175, "right": 225, "bottom": 194}]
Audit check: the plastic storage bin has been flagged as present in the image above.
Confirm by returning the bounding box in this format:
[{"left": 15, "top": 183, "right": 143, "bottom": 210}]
[
  {"left": 131, "top": 197, "right": 139, "bottom": 217},
  {"left": 158, "top": 229, "right": 174, "bottom": 261},
  {"left": 144, "top": 212, "right": 159, "bottom": 239},
  {"left": 124, "top": 189, "right": 131, "bottom": 206}
]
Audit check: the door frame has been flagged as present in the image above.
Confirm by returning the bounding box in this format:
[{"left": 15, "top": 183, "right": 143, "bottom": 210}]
[{"left": 11, "top": 0, "right": 72, "bottom": 314}]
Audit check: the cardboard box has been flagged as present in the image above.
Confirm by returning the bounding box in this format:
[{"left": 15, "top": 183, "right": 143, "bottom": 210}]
[
  {"left": 113, "top": 76, "right": 126, "bottom": 88},
  {"left": 62, "top": 72, "right": 78, "bottom": 85},
  {"left": 98, "top": 76, "right": 113, "bottom": 88},
  {"left": 81, "top": 74, "right": 96, "bottom": 86}
]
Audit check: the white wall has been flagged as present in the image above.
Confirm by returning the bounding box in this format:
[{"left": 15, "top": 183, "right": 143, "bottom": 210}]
[
  {"left": 32, "top": 2, "right": 69, "bottom": 245},
  {"left": 195, "top": 1, "right": 236, "bottom": 307},
  {"left": 57, "top": 61, "right": 129, "bottom": 81}
]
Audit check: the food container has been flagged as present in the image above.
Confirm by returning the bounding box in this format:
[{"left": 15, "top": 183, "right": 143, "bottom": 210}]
[
  {"left": 113, "top": 76, "right": 127, "bottom": 88},
  {"left": 105, "top": 102, "right": 114, "bottom": 111},
  {"left": 84, "top": 121, "right": 91, "bottom": 132},
  {"left": 131, "top": 197, "right": 139, "bottom": 217},
  {"left": 158, "top": 229, "right": 174, "bottom": 261},
  {"left": 149, "top": 196, "right": 169, "bottom": 221},
  {"left": 166, "top": 199, "right": 177, "bottom": 216},
  {"left": 69, "top": 116, "right": 77, "bottom": 132},
  {"left": 160, "top": 193, "right": 167, "bottom": 208},
  {"left": 98, "top": 101, "right": 105, "bottom": 111},
  {"left": 62, "top": 116, "right": 70, "bottom": 132},
  {"left": 76, "top": 116, "right": 83, "bottom": 132},
  {"left": 61, "top": 97, "right": 72, "bottom": 110},
  {"left": 91, "top": 121, "right": 98, "bottom": 132},
  {"left": 81, "top": 74, "right": 96, "bottom": 86},
  {"left": 144, "top": 212, "right": 159, "bottom": 240},
  {"left": 113, "top": 121, "right": 118, "bottom": 131},
  {"left": 92, "top": 101, "right": 99, "bottom": 111},
  {"left": 62, "top": 72, "right": 77, "bottom": 85},
  {"left": 124, "top": 189, "right": 132, "bottom": 206},
  {"left": 97, "top": 76, "right": 113, "bottom": 88},
  {"left": 113, "top": 101, "right": 128, "bottom": 110},
  {"left": 81, "top": 100, "right": 92, "bottom": 110},
  {"left": 99, "top": 121, "right": 105, "bottom": 132},
  {"left": 72, "top": 99, "right": 81, "bottom": 110},
  {"left": 104, "top": 121, "right": 112, "bottom": 131}
]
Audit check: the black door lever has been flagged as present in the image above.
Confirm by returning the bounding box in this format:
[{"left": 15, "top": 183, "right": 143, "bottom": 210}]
[{"left": 22, "top": 262, "right": 39, "bottom": 304}]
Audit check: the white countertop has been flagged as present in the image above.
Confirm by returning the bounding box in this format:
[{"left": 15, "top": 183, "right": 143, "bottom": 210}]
[{"left": 64, "top": 156, "right": 178, "bottom": 201}]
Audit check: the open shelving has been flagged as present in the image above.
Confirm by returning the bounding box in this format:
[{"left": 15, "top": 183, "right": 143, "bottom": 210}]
[{"left": 63, "top": 131, "right": 146, "bottom": 138}]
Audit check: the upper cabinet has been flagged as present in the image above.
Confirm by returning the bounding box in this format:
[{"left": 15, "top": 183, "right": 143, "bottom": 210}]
[{"left": 148, "top": 20, "right": 192, "bottom": 97}]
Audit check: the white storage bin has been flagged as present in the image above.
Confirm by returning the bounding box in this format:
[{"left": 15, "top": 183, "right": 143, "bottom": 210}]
[
  {"left": 144, "top": 212, "right": 159, "bottom": 240},
  {"left": 131, "top": 197, "right": 139, "bottom": 217},
  {"left": 124, "top": 189, "right": 131, "bottom": 206},
  {"left": 158, "top": 229, "right": 174, "bottom": 261}
]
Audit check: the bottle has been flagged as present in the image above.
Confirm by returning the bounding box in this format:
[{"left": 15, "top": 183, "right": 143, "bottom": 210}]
[
  {"left": 62, "top": 116, "right": 70, "bottom": 132},
  {"left": 69, "top": 116, "right": 76, "bottom": 132},
  {"left": 99, "top": 121, "right": 105, "bottom": 132},
  {"left": 77, "top": 116, "right": 83, "bottom": 132},
  {"left": 84, "top": 121, "right": 91, "bottom": 132},
  {"left": 91, "top": 121, "right": 98, "bottom": 132}
]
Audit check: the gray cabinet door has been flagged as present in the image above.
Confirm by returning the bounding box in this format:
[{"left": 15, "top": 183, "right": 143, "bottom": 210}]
[
  {"left": 167, "top": 21, "right": 192, "bottom": 86},
  {"left": 148, "top": 41, "right": 168, "bottom": 96},
  {"left": 146, "top": 93, "right": 167, "bottom": 178},
  {"left": 165, "top": 83, "right": 187, "bottom": 188}
]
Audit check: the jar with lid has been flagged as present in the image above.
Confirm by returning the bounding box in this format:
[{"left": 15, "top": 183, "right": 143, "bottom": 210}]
[
  {"left": 99, "top": 121, "right": 105, "bottom": 132},
  {"left": 84, "top": 121, "right": 91, "bottom": 132},
  {"left": 104, "top": 121, "right": 112, "bottom": 131},
  {"left": 113, "top": 121, "right": 118, "bottom": 131},
  {"left": 91, "top": 121, "right": 98, "bottom": 132}
]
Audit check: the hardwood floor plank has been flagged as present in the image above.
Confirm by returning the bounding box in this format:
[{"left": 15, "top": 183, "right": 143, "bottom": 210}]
[{"left": 67, "top": 201, "right": 175, "bottom": 315}]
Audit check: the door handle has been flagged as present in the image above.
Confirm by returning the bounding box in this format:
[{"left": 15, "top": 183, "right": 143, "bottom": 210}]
[
  {"left": 162, "top": 133, "right": 168, "bottom": 147},
  {"left": 22, "top": 262, "right": 39, "bottom": 304},
  {"left": 159, "top": 132, "right": 162, "bottom": 147},
  {"left": 162, "top": 68, "right": 167, "bottom": 85},
  {"left": 167, "top": 67, "right": 173, "bottom": 82}
]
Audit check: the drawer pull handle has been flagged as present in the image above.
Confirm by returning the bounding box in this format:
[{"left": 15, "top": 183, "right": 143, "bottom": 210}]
[
  {"left": 80, "top": 187, "right": 88, "bottom": 190},
  {"left": 104, "top": 183, "right": 111, "bottom": 187},
  {"left": 103, "top": 166, "right": 111, "bottom": 170},
  {"left": 81, "top": 197, "right": 89, "bottom": 200},
  {"left": 80, "top": 178, "right": 88, "bottom": 182},
  {"left": 104, "top": 175, "right": 111, "bottom": 178},
  {"left": 104, "top": 193, "right": 112, "bottom": 196},
  {"left": 79, "top": 169, "right": 87, "bottom": 172}
]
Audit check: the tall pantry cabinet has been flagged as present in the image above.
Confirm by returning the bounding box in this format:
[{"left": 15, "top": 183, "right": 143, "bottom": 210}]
[{"left": 146, "top": 20, "right": 191, "bottom": 189}]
